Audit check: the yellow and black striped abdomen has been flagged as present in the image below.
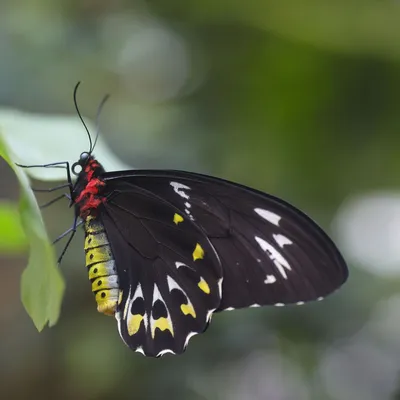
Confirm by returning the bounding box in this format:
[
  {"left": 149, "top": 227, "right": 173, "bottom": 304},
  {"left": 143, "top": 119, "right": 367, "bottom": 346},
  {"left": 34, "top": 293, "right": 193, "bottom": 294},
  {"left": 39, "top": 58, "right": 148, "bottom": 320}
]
[{"left": 84, "top": 216, "right": 121, "bottom": 316}]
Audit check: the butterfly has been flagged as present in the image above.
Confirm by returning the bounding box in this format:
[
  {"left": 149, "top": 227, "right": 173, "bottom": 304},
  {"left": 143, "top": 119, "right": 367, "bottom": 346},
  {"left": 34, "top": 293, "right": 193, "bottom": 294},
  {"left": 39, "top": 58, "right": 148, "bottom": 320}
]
[{"left": 18, "top": 82, "right": 348, "bottom": 357}]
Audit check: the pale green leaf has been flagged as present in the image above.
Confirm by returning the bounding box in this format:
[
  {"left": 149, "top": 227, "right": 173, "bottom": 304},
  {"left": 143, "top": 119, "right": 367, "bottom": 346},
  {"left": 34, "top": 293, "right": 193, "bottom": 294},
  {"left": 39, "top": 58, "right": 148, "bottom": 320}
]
[{"left": 0, "top": 132, "right": 65, "bottom": 331}]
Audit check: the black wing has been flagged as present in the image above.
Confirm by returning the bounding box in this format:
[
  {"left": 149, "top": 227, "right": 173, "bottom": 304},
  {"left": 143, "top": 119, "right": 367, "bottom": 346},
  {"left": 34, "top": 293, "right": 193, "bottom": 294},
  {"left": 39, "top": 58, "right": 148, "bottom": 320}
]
[
  {"left": 103, "top": 170, "right": 348, "bottom": 313},
  {"left": 99, "top": 182, "right": 222, "bottom": 357}
]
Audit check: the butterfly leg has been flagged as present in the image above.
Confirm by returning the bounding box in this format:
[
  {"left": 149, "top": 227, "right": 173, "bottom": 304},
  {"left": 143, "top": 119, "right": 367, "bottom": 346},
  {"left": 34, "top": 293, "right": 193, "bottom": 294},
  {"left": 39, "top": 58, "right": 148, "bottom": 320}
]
[
  {"left": 30, "top": 177, "right": 73, "bottom": 210},
  {"left": 54, "top": 214, "right": 83, "bottom": 265},
  {"left": 17, "top": 161, "right": 79, "bottom": 265},
  {"left": 16, "top": 161, "right": 70, "bottom": 169},
  {"left": 16, "top": 161, "right": 73, "bottom": 192},
  {"left": 17, "top": 161, "right": 74, "bottom": 201},
  {"left": 39, "top": 193, "right": 71, "bottom": 209},
  {"left": 32, "top": 183, "right": 72, "bottom": 193}
]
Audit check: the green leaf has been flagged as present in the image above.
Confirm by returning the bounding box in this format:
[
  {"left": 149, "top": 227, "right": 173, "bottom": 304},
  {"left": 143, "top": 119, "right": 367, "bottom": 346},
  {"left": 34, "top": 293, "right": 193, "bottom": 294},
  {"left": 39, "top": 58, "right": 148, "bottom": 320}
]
[
  {"left": 0, "top": 132, "right": 65, "bottom": 331},
  {"left": 0, "top": 202, "right": 28, "bottom": 253}
]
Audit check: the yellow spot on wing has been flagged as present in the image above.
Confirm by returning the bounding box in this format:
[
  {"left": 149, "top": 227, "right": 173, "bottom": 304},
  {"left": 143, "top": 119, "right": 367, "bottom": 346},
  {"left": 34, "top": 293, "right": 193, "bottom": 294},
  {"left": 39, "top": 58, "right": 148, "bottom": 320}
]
[
  {"left": 181, "top": 303, "right": 196, "bottom": 318},
  {"left": 192, "top": 243, "right": 204, "bottom": 261},
  {"left": 118, "top": 291, "right": 123, "bottom": 305},
  {"left": 128, "top": 314, "right": 144, "bottom": 336},
  {"left": 173, "top": 213, "right": 184, "bottom": 224},
  {"left": 152, "top": 317, "right": 174, "bottom": 338},
  {"left": 198, "top": 277, "right": 210, "bottom": 294}
]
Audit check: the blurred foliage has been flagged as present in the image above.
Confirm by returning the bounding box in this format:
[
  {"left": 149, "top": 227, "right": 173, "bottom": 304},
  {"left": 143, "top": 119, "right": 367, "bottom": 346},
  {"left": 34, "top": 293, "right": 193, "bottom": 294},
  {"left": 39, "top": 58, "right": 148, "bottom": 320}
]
[
  {"left": 0, "top": 201, "right": 27, "bottom": 253},
  {"left": 160, "top": 0, "right": 400, "bottom": 60},
  {"left": 0, "top": 1, "right": 399, "bottom": 400},
  {"left": 0, "top": 134, "right": 64, "bottom": 331}
]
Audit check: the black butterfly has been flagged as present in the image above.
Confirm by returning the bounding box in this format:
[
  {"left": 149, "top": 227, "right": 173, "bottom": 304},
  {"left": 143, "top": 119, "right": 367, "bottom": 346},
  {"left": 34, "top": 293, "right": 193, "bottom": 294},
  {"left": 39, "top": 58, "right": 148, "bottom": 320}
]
[{"left": 19, "top": 83, "right": 348, "bottom": 357}]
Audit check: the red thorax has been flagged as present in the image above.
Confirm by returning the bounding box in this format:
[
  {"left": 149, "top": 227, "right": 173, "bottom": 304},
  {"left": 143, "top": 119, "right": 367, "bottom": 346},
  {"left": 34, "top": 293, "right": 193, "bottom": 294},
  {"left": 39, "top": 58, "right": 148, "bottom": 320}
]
[{"left": 75, "top": 159, "right": 106, "bottom": 218}]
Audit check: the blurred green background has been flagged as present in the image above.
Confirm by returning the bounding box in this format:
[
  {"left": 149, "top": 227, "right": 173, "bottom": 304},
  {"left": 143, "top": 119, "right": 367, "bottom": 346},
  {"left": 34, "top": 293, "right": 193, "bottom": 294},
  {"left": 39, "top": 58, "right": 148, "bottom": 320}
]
[{"left": 1, "top": 1, "right": 400, "bottom": 399}]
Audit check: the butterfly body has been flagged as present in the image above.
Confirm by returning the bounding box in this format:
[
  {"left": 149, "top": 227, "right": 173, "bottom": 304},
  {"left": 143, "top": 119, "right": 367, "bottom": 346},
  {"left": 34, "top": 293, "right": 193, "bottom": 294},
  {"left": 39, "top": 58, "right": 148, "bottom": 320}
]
[{"left": 71, "top": 155, "right": 118, "bottom": 316}]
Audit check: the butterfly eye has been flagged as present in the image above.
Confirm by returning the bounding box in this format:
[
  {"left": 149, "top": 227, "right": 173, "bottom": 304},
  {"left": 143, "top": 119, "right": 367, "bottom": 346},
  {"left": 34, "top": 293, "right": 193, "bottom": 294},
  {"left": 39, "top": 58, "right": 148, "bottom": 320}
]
[{"left": 80, "top": 152, "right": 90, "bottom": 163}]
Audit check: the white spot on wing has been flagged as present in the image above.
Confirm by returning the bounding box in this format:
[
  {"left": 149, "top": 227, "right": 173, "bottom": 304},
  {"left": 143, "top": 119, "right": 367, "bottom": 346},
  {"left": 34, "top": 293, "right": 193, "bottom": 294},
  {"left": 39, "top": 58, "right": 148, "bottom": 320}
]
[
  {"left": 123, "top": 286, "right": 132, "bottom": 320},
  {"left": 206, "top": 308, "right": 216, "bottom": 322},
  {"left": 217, "top": 278, "right": 223, "bottom": 298},
  {"left": 175, "top": 261, "right": 186, "bottom": 268},
  {"left": 250, "top": 303, "right": 261, "bottom": 308},
  {"left": 135, "top": 347, "right": 145, "bottom": 356},
  {"left": 255, "top": 208, "right": 281, "bottom": 226},
  {"left": 170, "top": 181, "right": 190, "bottom": 199},
  {"left": 296, "top": 301, "right": 305, "bottom": 305},
  {"left": 144, "top": 312, "right": 149, "bottom": 331},
  {"left": 185, "top": 202, "right": 191, "bottom": 208},
  {"left": 274, "top": 303, "right": 285, "bottom": 307},
  {"left": 152, "top": 284, "right": 163, "bottom": 304},
  {"left": 317, "top": 296, "right": 324, "bottom": 301},
  {"left": 175, "top": 261, "right": 195, "bottom": 271},
  {"left": 133, "top": 284, "right": 144, "bottom": 300},
  {"left": 184, "top": 331, "right": 198, "bottom": 348},
  {"left": 156, "top": 349, "right": 176, "bottom": 357},
  {"left": 224, "top": 307, "right": 235, "bottom": 311},
  {"left": 264, "top": 274, "right": 277, "bottom": 284},
  {"left": 167, "top": 275, "right": 183, "bottom": 292},
  {"left": 115, "top": 311, "right": 128, "bottom": 345},
  {"left": 255, "top": 236, "right": 292, "bottom": 279},
  {"left": 273, "top": 234, "right": 293, "bottom": 248}
]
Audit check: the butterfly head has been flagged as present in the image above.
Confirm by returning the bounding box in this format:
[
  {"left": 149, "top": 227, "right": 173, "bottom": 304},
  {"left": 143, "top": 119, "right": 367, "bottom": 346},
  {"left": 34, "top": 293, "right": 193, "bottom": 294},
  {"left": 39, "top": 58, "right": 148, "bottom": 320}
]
[{"left": 72, "top": 151, "right": 93, "bottom": 176}]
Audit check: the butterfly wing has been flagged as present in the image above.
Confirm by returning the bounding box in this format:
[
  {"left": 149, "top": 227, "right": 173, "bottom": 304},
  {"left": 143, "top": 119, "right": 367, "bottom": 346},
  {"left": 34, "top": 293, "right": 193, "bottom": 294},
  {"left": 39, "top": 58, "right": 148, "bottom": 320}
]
[
  {"left": 99, "top": 182, "right": 222, "bottom": 357},
  {"left": 103, "top": 170, "right": 348, "bottom": 312}
]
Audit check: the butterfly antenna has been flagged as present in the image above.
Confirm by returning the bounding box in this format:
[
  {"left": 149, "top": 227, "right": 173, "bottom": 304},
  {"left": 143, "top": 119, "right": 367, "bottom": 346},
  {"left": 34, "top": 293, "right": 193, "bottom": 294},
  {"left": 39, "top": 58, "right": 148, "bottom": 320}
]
[
  {"left": 73, "top": 81, "right": 93, "bottom": 153},
  {"left": 92, "top": 92, "right": 110, "bottom": 153}
]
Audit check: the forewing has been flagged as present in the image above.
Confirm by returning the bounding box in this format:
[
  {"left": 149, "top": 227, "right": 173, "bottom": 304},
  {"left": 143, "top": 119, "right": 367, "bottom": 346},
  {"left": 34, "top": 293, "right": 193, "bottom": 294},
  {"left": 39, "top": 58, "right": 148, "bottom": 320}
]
[
  {"left": 103, "top": 170, "right": 348, "bottom": 310},
  {"left": 100, "top": 183, "right": 222, "bottom": 357}
]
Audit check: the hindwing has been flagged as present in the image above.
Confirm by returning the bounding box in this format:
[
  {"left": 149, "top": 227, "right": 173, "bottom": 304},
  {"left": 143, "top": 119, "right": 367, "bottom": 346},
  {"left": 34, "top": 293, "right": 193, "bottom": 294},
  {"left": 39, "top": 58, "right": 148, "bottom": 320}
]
[{"left": 99, "top": 182, "right": 222, "bottom": 357}]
